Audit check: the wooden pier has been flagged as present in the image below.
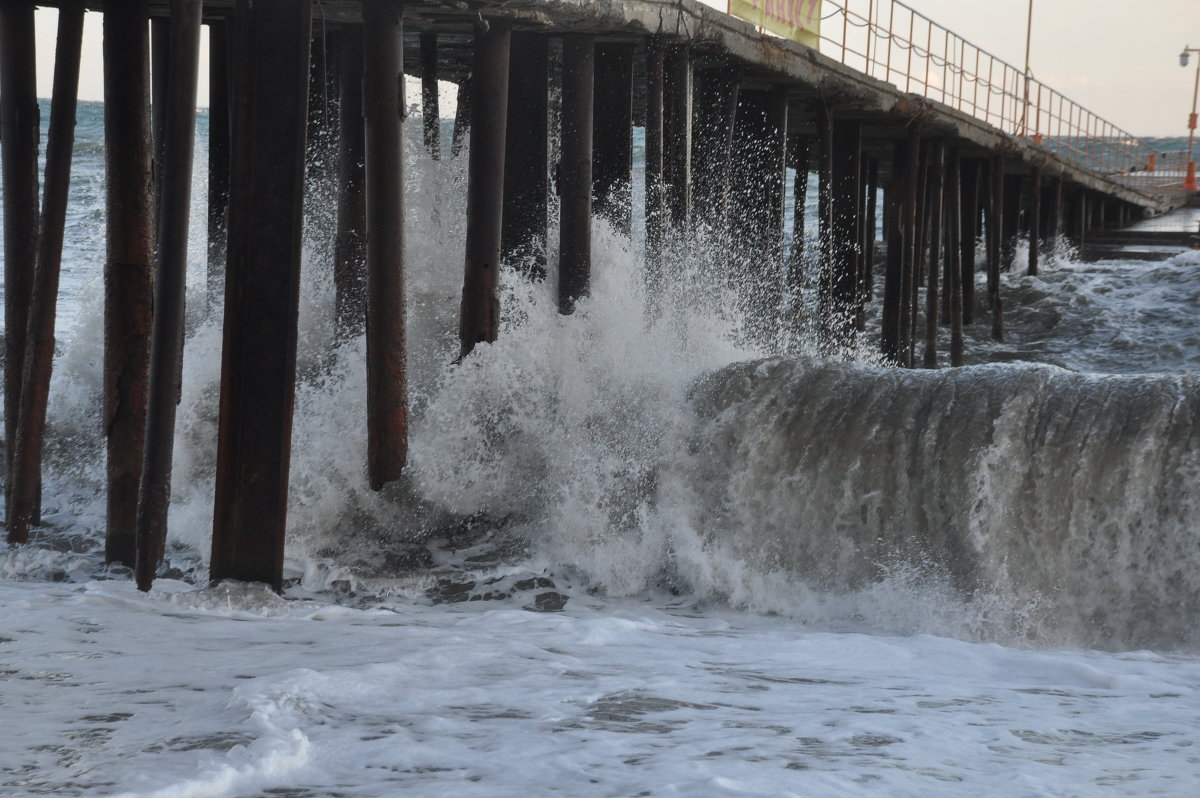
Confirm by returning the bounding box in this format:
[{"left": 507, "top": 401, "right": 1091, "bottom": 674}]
[{"left": 1, "top": 0, "right": 1183, "bottom": 589}]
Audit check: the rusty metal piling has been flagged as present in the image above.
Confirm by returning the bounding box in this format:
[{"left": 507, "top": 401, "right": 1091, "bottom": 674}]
[
  {"left": 593, "top": 42, "right": 634, "bottom": 234},
  {"left": 558, "top": 35, "right": 595, "bottom": 314}
]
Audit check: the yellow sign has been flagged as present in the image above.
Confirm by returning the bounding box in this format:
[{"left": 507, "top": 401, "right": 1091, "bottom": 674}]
[{"left": 729, "top": 0, "right": 822, "bottom": 49}]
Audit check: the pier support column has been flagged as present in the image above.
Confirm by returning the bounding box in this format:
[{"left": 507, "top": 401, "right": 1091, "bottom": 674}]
[
  {"left": 787, "top": 137, "right": 811, "bottom": 276},
  {"left": 420, "top": 32, "right": 440, "bottom": 159},
  {"left": 7, "top": 1, "right": 84, "bottom": 545},
  {"left": 1002, "top": 173, "right": 1022, "bottom": 272},
  {"left": 863, "top": 157, "right": 879, "bottom": 306},
  {"left": 827, "top": 116, "right": 862, "bottom": 342},
  {"left": 692, "top": 66, "right": 739, "bottom": 233},
  {"left": 959, "top": 159, "right": 979, "bottom": 326},
  {"left": 922, "top": 140, "right": 944, "bottom": 368},
  {"left": 501, "top": 33, "right": 548, "bottom": 275},
  {"left": 151, "top": 17, "right": 169, "bottom": 200},
  {"left": 102, "top": 0, "right": 154, "bottom": 567},
  {"left": 881, "top": 137, "right": 912, "bottom": 362},
  {"left": 210, "top": 0, "right": 313, "bottom": 591},
  {"left": 559, "top": 35, "right": 595, "bottom": 314},
  {"left": 208, "top": 16, "right": 230, "bottom": 311},
  {"left": 987, "top": 156, "right": 1004, "bottom": 341},
  {"left": 644, "top": 37, "right": 665, "bottom": 312},
  {"left": 946, "top": 147, "right": 965, "bottom": 366},
  {"left": 664, "top": 42, "right": 691, "bottom": 228},
  {"left": 0, "top": 0, "right": 40, "bottom": 520},
  {"left": 335, "top": 27, "right": 366, "bottom": 339},
  {"left": 1048, "top": 174, "right": 1063, "bottom": 258},
  {"left": 459, "top": 22, "right": 510, "bottom": 354},
  {"left": 593, "top": 42, "right": 633, "bottom": 234},
  {"left": 1027, "top": 167, "right": 1042, "bottom": 276},
  {"left": 362, "top": 2, "right": 407, "bottom": 490},
  {"left": 136, "top": 0, "right": 203, "bottom": 589},
  {"left": 899, "top": 129, "right": 921, "bottom": 365},
  {"left": 731, "top": 88, "right": 787, "bottom": 346}
]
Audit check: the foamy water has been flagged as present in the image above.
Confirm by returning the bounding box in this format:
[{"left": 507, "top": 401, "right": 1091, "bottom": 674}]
[{"left": 1, "top": 102, "right": 1198, "bottom": 796}]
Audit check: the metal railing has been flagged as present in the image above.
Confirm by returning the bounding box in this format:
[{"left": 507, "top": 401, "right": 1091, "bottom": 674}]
[{"left": 816, "top": 0, "right": 1163, "bottom": 181}]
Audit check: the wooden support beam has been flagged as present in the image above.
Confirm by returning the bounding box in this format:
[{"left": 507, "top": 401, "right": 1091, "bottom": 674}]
[
  {"left": 1027, "top": 167, "right": 1042, "bottom": 276},
  {"left": 828, "top": 116, "right": 862, "bottom": 341},
  {"left": 947, "top": 147, "right": 965, "bottom": 366},
  {"left": 922, "top": 140, "right": 944, "bottom": 369},
  {"left": 0, "top": 0, "right": 40, "bottom": 519},
  {"left": 362, "top": 2, "right": 407, "bottom": 490},
  {"left": 459, "top": 22, "right": 509, "bottom": 355},
  {"left": 664, "top": 42, "right": 691, "bottom": 228},
  {"left": 501, "top": 32, "right": 548, "bottom": 275},
  {"left": 899, "top": 128, "right": 921, "bottom": 366},
  {"left": 7, "top": 1, "right": 84, "bottom": 545},
  {"left": 786, "top": 136, "right": 811, "bottom": 307},
  {"left": 210, "top": 0, "right": 313, "bottom": 591},
  {"left": 988, "top": 157, "right": 1005, "bottom": 342},
  {"left": 335, "top": 27, "right": 366, "bottom": 339},
  {"left": 559, "top": 34, "right": 595, "bottom": 314},
  {"left": 863, "top": 157, "right": 879, "bottom": 308},
  {"left": 881, "top": 138, "right": 908, "bottom": 362},
  {"left": 959, "top": 159, "right": 979, "bottom": 326},
  {"left": 102, "top": 0, "right": 154, "bottom": 567},
  {"left": 151, "top": 16, "right": 169, "bottom": 201},
  {"left": 420, "top": 32, "right": 440, "bottom": 159},
  {"left": 592, "top": 42, "right": 633, "bottom": 234},
  {"left": 731, "top": 88, "right": 787, "bottom": 345},
  {"left": 644, "top": 36, "right": 665, "bottom": 314},
  {"left": 208, "top": 16, "right": 230, "bottom": 311},
  {"left": 137, "top": 0, "right": 203, "bottom": 589},
  {"left": 1001, "top": 173, "right": 1023, "bottom": 272},
  {"left": 691, "top": 66, "right": 739, "bottom": 232},
  {"left": 1049, "top": 174, "right": 1063, "bottom": 257},
  {"left": 451, "top": 77, "right": 470, "bottom": 159}
]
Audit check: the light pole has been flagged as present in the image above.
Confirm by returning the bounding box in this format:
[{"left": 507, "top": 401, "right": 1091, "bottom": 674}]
[
  {"left": 1181, "top": 46, "right": 1200, "bottom": 190},
  {"left": 1021, "top": 0, "right": 1034, "bottom": 137}
]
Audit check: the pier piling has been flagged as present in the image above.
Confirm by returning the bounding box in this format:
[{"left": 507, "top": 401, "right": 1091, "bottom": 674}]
[
  {"left": 137, "top": 0, "right": 203, "bottom": 589},
  {"left": 923, "top": 140, "right": 944, "bottom": 369},
  {"left": 593, "top": 42, "right": 634, "bottom": 234},
  {"left": 420, "top": 32, "right": 440, "bottom": 159},
  {"left": 8, "top": 0, "right": 84, "bottom": 545},
  {"left": 362, "top": 2, "right": 408, "bottom": 490},
  {"left": 0, "top": 0, "right": 40, "bottom": 525},
  {"left": 664, "top": 42, "right": 691, "bottom": 228},
  {"left": 643, "top": 36, "right": 665, "bottom": 313},
  {"left": 1028, "top": 167, "right": 1042, "bottom": 276},
  {"left": 334, "top": 27, "right": 366, "bottom": 339},
  {"left": 501, "top": 33, "right": 549, "bottom": 275},
  {"left": 210, "top": 0, "right": 313, "bottom": 591},
  {"left": 460, "top": 21, "right": 510, "bottom": 353},
  {"left": 102, "top": 0, "right": 154, "bottom": 567},
  {"left": 558, "top": 34, "right": 596, "bottom": 314},
  {"left": 208, "top": 16, "right": 230, "bottom": 311},
  {"left": 947, "top": 148, "right": 965, "bottom": 366}
]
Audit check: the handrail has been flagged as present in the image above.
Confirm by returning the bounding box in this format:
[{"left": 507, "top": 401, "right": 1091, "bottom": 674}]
[{"left": 816, "top": 0, "right": 1161, "bottom": 181}]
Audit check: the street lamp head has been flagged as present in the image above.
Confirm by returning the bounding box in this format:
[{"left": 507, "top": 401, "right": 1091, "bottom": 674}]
[{"left": 1183, "top": 48, "right": 1192, "bottom": 68}]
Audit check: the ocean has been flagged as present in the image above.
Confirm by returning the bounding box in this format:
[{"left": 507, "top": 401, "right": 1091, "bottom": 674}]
[{"left": 1, "top": 100, "right": 1199, "bottom": 796}]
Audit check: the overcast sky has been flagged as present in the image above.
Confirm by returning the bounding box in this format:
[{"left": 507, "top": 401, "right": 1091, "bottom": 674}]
[{"left": 32, "top": 1, "right": 1200, "bottom": 137}]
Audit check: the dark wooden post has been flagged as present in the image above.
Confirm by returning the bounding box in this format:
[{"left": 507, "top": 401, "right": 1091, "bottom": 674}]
[
  {"left": 1049, "top": 175, "right": 1063, "bottom": 257},
  {"left": 102, "top": 0, "right": 154, "bottom": 567},
  {"left": 593, "top": 42, "right": 633, "bottom": 234},
  {"left": 692, "top": 66, "right": 739, "bottom": 232},
  {"left": 730, "top": 87, "right": 787, "bottom": 345},
  {"left": 922, "top": 139, "right": 944, "bottom": 368},
  {"left": 0, "top": 0, "right": 40, "bottom": 518},
  {"left": 664, "top": 42, "right": 691, "bottom": 228},
  {"left": 361, "top": 2, "right": 407, "bottom": 490},
  {"left": 947, "top": 147, "right": 965, "bottom": 366},
  {"left": 208, "top": 16, "right": 230, "bottom": 311},
  {"left": 788, "top": 137, "right": 810, "bottom": 267},
  {"left": 644, "top": 36, "right": 665, "bottom": 312},
  {"left": 451, "top": 77, "right": 471, "bottom": 158},
  {"left": 1001, "top": 173, "right": 1022, "bottom": 272},
  {"left": 420, "top": 32, "right": 440, "bottom": 159},
  {"left": 335, "top": 27, "right": 366, "bottom": 339},
  {"left": 501, "top": 33, "right": 548, "bottom": 275},
  {"left": 559, "top": 35, "right": 595, "bottom": 314},
  {"left": 135, "top": 0, "right": 203, "bottom": 589},
  {"left": 881, "top": 138, "right": 908, "bottom": 362},
  {"left": 863, "top": 157, "right": 879, "bottom": 302},
  {"left": 6, "top": 1, "right": 84, "bottom": 545},
  {"left": 209, "top": 0, "right": 313, "bottom": 591},
  {"left": 1027, "top": 167, "right": 1042, "bottom": 276},
  {"left": 988, "top": 156, "right": 1004, "bottom": 341},
  {"left": 459, "top": 22, "right": 510, "bottom": 355},
  {"left": 959, "top": 159, "right": 978, "bottom": 326},
  {"left": 151, "top": 16, "right": 170, "bottom": 201},
  {"left": 899, "top": 128, "right": 921, "bottom": 366},
  {"left": 829, "top": 117, "right": 862, "bottom": 340}
]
